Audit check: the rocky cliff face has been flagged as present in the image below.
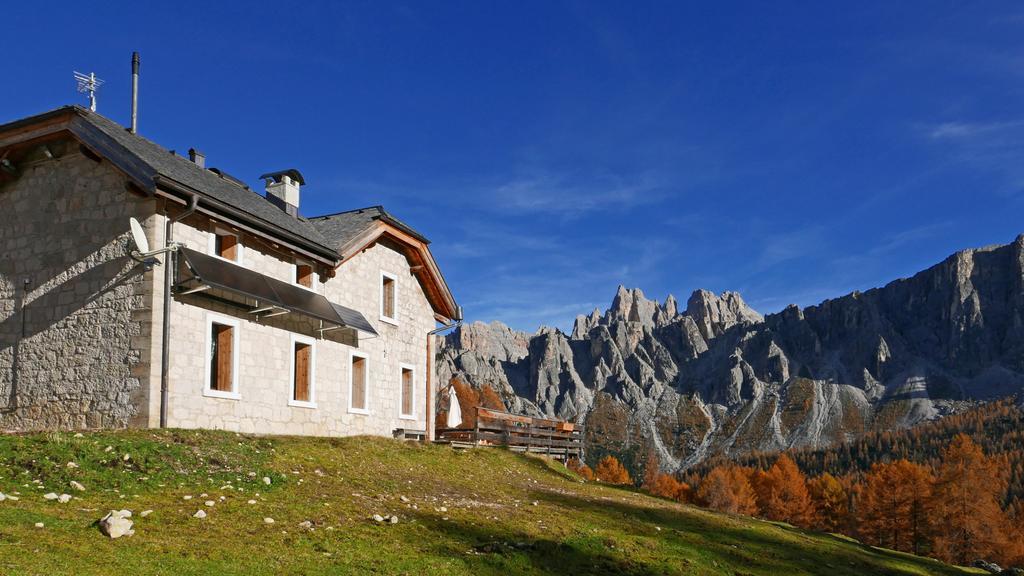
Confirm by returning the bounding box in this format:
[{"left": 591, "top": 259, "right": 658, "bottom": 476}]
[{"left": 438, "top": 235, "right": 1024, "bottom": 471}]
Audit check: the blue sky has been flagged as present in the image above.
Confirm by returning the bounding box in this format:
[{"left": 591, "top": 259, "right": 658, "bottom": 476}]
[{"left": 6, "top": 2, "right": 1024, "bottom": 332}]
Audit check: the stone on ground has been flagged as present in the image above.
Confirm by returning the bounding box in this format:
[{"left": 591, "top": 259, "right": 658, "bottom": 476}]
[{"left": 99, "top": 510, "right": 135, "bottom": 539}]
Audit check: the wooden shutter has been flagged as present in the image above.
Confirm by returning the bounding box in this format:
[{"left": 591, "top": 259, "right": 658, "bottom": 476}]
[
  {"left": 401, "top": 368, "right": 413, "bottom": 416},
  {"left": 293, "top": 343, "right": 311, "bottom": 402},
  {"left": 351, "top": 357, "right": 366, "bottom": 410},
  {"left": 296, "top": 264, "right": 313, "bottom": 288},
  {"left": 212, "top": 324, "right": 233, "bottom": 391},
  {"left": 383, "top": 277, "right": 395, "bottom": 318},
  {"left": 218, "top": 233, "right": 238, "bottom": 261}
]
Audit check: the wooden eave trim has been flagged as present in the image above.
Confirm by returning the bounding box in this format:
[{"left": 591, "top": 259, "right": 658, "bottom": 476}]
[
  {"left": 335, "top": 221, "right": 458, "bottom": 320},
  {"left": 0, "top": 113, "right": 74, "bottom": 149}
]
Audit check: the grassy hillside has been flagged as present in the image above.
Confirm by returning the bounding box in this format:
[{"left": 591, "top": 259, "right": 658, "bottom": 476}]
[{"left": 0, "top": 430, "right": 979, "bottom": 576}]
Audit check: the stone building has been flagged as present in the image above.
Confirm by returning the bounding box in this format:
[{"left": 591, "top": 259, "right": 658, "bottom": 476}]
[{"left": 0, "top": 105, "right": 460, "bottom": 439}]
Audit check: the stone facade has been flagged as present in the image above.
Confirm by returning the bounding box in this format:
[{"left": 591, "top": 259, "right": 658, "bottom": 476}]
[
  {"left": 0, "top": 138, "right": 440, "bottom": 438},
  {"left": 160, "top": 217, "right": 437, "bottom": 437},
  {"left": 0, "top": 145, "right": 158, "bottom": 430}
]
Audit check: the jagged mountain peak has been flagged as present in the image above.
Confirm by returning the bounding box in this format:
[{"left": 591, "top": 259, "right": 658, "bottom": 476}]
[{"left": 441, "top": 235, "right": 1024, "bottom": 471}]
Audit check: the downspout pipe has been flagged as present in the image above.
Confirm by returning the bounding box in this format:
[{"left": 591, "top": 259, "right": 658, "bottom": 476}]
[
  {"left": 426, "top": 314, "right": 461, "bottom": 441},
  {"left": 159, "top": 194, "right": 199, "bottom": 428}
]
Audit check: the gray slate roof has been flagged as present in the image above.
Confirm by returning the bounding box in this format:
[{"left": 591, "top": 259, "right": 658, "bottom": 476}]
[
  {"left": 74, "top": 107, "right": 337, "bottom": 253},
  {"left": 1, "top": 105, "right": 431, "bottom": 260},
  {"left": 309, "top": 206, "right": 430, "bottom": 251}
]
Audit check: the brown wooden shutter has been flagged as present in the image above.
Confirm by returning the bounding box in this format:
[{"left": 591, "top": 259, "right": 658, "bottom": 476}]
[
  {"left": 213, "top": 324, "right": 233, "bottom": 391},
  {"left": 219, "top": 234, "right": 238, "bottom": 261},
  {"left": 383, "top": 277, "right": 395, "bottom": 318},
  {"left": 401, "top": 368, "right": 413, "bottom": 416},
  {"left": 296, "top": 264, "right": 313, "bottom": 288},
  {"left": 351, "top": 357, "right": 366, "bottom": 410},
  {"left": 294, "top": 343, "right": 311, "bottom": 402}
]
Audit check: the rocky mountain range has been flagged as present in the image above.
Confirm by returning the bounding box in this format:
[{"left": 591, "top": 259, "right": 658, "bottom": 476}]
[{"left": 437, "top": 235, "right": 1024, "bottom": 471}]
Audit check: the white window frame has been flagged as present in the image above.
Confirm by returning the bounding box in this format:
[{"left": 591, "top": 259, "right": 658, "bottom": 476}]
[
  {"left": 288, "top": 334, "right": 317, "bottom": 408},
  {"left": 398, "top": 363, "right": 416, "bottom": 420},
  {"left": 292, "top": 258, "right": 316, "bottom": 293},
  {"left": 348, "top": 350, "right": 370, "bottom": 415},
  {"left": 207, "top": 226, "right": 244, "bottom": 265},
  {"left": 379, "top": 270, "right": 398, "bottom": 325},
  {"left": 203, "top": 313, "right": 241, "bottom": 400}
]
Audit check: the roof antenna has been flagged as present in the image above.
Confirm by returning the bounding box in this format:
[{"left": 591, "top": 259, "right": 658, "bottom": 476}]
[
  {"left": 130, "top": 52, "right": 140, "bottom": 133},
  {"left": 73, "top": 70, "right": 104, "bottom": 112}
]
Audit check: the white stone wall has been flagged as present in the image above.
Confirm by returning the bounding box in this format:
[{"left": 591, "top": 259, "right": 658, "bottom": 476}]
[
  {"left": 164, "top": 217, "right": 438, "bottom": 437},
  {"left": 0, "top": 145, "right": 158, "bottom": 430}
]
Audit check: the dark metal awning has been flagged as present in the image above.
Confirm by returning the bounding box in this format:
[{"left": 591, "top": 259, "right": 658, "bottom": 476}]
[{"left": 174, "top": 247, "right": 377, "bottom": 336}]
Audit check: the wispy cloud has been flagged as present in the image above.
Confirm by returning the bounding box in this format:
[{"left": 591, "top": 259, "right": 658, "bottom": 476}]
[
  {"left": 483, "top": 170, "right": 668, "bottom": 218},
  {"left": 928, "top": 120, "right": 1024, "bottom": 140},
  {"left": 754, "top": 225, "right": 827, "bottom": 271}
]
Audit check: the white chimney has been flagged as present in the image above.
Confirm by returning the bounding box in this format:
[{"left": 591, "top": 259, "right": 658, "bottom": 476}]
[{"left": 260, "top": 169, "right": 305, "bottom": 217}]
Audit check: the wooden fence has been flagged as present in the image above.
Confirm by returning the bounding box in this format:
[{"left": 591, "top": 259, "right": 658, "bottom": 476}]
[{"left": 435, "top": 406, "right": 584, "bottom": 461}]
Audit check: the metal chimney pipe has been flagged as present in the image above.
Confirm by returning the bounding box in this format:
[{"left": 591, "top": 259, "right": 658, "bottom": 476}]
[{"left": 130, "top": 52, "right": 140, "bottom": 134}]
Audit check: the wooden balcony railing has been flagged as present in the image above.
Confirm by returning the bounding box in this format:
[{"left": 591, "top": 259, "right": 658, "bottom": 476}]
[{"left": 435, "top": 406, "right": 584, "bottom": 461}]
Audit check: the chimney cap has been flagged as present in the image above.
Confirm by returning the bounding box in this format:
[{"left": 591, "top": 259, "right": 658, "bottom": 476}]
[{"left": 259, "top": 169, "right": 305, "bottom": 186}]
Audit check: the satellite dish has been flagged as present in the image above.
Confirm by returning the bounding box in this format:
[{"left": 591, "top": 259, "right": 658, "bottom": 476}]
[{"left": 129, "top": 217, "right": 150, "bottom": 254}]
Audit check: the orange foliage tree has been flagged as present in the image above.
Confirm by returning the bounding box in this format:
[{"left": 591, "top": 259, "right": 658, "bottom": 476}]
[
  {"left": 858, "top": 459, "right": 934, "bottom": 555},
  {"left": 929, "top": 434, "right": 1008, "bottom": 565},
  {"left": 595, "top": 455, "right": 632, "bottom": 485},
  {"left": 567, "top": 457, "right": 595, "bottom": 481},
  {"left": 807, "top": 473, "right": 848, "bottom": 533},
  {"left": 648, "top": 473, "right": 691, "bottom": 502},
  {"left": 758, "top": 454, "right": 813, "bottom": 526},
  {"left": 696, "top": 466, "right": 758, "bottom": 516}
]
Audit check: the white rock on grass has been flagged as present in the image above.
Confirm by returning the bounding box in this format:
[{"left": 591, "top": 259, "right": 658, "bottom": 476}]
[
  {"left": 263, "top": 517, "right": 275, "bottom": 524},
  {"left": 247, "top": 500, "right": 257, "bottom": 505},
  {"left": 182, "top": 495, "right": 193, "bottom": 500},
  {"left": 70, "top": 481, "right": 85, "bottom": 492},
  {"left": 99, "top": 510, "right": 134, "bottom": 539},
  {"left": 57, "top": 494, "right": 72, "bottom": 504},
  {"left": 66, "top": 462, "right": 79, "bottom": 469},
  {"left": 0, "top": 493, "right": 6, "bottom": 501},
  {"left": 204, "top": 500, "right": 215, "bottom": 507},
  {"left": 34, "top": 522, "right": 44, "bottom": 529},
  {"left": 193, "top": 510, "right": 207, "bottom": 519},
  {"left": 262, "top": 477, "right": 271, "bottom": 486},
  {"left": 140, "top": 510, "right": 153, "bottom": 517},
  {"left": 43, "top": 493, "right": 58, "bottom": 500}
]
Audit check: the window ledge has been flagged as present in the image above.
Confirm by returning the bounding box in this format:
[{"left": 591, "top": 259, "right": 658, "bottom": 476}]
[
  {"left": 348, "top": 407, "right": 370, "bottom": 416},
  {"left": 204, "top": 389, "right": 241, "bottom": 400},
  {"left": 399, "top": 414, "right": 417, "bottom": 421},
  {"left": 379, "top": 315, "right": 399, "bottom": 326},
  {"left": 288, "top": 400, "right": 317, "bottom": 409}
]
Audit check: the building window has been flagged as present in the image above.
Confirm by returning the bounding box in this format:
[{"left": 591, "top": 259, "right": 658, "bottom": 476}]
[
  {"left": 349, "top": 352, "right": 369, "bottom": 414},
  {"left": 289, "top": 335, "right": 316, "bottom": 408},
  {"left": 204, "top": 315, "right": 240, "bottom": 399},
  {"left": 380, "top": 271, "right": 397, "bottom": 324},
  {"left": 294, "top": 260, "right": 314, "bottom": 290},
  {"left": 209, "top": 227, "right": 242, "bottom": 263},
  {"left": 399, "top": 364, "right": 415, "bottom": 419}
]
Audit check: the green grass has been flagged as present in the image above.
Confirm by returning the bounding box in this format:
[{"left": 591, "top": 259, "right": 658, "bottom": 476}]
[{"left": 0, "top": 429, "right": 980, "bottom": 575}]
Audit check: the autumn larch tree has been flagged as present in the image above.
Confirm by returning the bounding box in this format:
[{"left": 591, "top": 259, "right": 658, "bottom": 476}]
[
  {"left": 759, "top": 454, "right": 813, "bottom": 526},
  {"left": 595, "top": 455, "right": 632, "bottom": 485},
  {"left": 697, "top": 466, "right": 758, "bottom": 516},
  {"left": 567, "top": 458, "right": 595, "bottom": 481},
  {"left": 858, "top": 460, "right": 934, "bottom": 555},
  {"left": 807, "top": 473, "right": 848, "bottom": 533},
  {"left": 929, "top": 434, "right": 1008, "bottom": 565}
]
